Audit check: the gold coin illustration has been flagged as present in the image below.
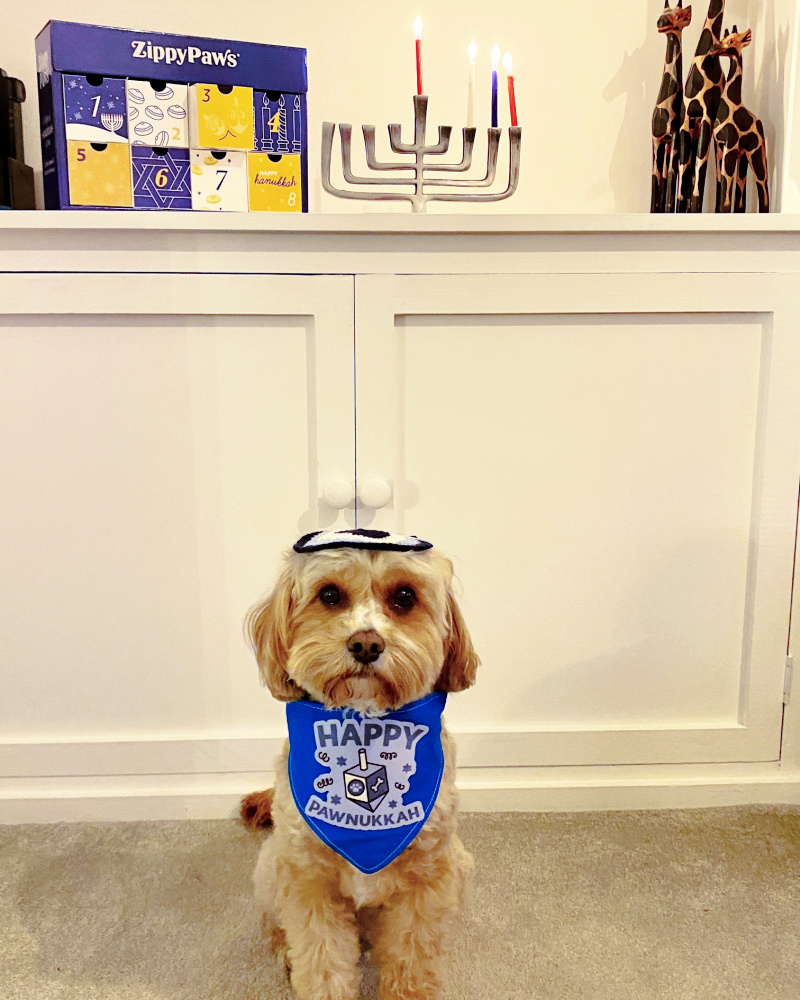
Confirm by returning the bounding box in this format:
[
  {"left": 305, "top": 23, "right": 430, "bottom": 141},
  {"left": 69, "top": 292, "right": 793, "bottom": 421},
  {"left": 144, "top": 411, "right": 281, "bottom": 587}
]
[
  {"left": 206, "top": 194, "right": 222, "bottom": 204},
  {"left": 191, "top": 164, "right": 203, "bottom": 175}
]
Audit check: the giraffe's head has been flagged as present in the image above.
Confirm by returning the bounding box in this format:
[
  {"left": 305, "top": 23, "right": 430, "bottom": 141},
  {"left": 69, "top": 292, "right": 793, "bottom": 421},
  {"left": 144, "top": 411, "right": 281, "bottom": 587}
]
[
  {"left": 657, "top": 0, "right": 693, "bottom": 34},
  {"left": 708, "top": 26, "right": 752, "bottom": 58}
]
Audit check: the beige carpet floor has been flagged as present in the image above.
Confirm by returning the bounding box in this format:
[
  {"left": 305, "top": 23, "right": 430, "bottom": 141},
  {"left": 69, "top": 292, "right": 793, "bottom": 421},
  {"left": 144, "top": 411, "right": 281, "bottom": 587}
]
[{"left": 1, "top": 807, "right": 799, "bottom": 999}]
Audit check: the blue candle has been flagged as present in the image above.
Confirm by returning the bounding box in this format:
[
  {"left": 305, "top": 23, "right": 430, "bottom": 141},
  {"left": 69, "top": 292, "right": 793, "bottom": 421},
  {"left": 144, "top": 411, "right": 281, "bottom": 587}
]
[{"left": 491, "top": 44, "right": 500, "bottom": 127}]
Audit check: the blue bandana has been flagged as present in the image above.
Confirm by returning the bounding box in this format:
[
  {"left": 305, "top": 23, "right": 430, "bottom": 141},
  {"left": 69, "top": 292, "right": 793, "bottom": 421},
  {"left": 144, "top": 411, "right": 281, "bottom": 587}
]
[{"left": 286, "top": 691, "right": 447, "bottom": 874}]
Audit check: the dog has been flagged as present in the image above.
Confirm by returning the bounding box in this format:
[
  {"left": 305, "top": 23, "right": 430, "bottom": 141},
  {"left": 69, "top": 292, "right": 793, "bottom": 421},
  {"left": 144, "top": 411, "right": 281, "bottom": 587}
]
[{"left": 241, "top": 528, "right": 479, "bottom": 1000}]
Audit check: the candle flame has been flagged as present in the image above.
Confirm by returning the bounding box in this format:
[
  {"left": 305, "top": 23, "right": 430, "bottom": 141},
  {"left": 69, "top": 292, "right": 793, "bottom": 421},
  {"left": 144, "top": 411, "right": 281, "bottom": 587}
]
[
  {"left": 503, "top": 51, "right": 513, "bottom": 74},
  {"left": 468, "top": 39, "right": 478, "bottom": 61},
  {"left": 414, "top": 16, "right": 423, "bottom": 39},
  {"left": 491, "top": 44, "right": 501, "bottom": 69}
]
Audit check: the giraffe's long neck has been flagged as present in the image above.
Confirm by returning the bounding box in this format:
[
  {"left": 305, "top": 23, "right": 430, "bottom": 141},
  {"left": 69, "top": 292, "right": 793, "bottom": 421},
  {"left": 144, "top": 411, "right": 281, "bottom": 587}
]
[
  {"left": 696, "top": 0, "right": 726, "bottom": 56},
  {"left": 658, "top": 32, "right": 684, "bottom": 105},
  {"left": 724, "top": 52, "right": 744, "bottom": 105}
]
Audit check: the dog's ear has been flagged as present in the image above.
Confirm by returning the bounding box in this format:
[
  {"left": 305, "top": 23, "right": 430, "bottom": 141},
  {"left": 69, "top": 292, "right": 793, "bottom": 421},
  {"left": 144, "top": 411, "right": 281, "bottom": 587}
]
[
  {"left": 245, "top": 563, "right": 303, "bottom": 702},
  {"left": 436, "top": 586, "right": 480, "bottom": 693}
]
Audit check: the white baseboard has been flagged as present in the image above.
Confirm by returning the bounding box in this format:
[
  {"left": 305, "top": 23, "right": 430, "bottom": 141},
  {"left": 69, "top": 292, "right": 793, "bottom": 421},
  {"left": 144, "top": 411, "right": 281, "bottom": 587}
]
[{"left": 2, "top": 765, "right": 799, "bottom": 823}]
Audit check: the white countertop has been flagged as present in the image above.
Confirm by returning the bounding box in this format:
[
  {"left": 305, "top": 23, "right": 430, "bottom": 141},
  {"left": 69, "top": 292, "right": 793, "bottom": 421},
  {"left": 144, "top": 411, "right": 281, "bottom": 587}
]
[{"left": 2, "top": 210, "right": 800, "bottom": 235}]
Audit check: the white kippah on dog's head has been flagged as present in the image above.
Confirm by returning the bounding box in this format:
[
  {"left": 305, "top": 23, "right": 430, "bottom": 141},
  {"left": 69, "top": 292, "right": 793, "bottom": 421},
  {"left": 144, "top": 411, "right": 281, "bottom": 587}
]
[{"left": 293, "top": 528, "right": 433, "bottom": 553}]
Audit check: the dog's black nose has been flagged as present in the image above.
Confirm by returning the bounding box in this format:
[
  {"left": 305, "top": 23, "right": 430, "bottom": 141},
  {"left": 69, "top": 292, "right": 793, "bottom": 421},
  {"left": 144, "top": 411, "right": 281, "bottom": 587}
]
[{"left": 347, "top": 630, "right": 385, "bottom": 664}]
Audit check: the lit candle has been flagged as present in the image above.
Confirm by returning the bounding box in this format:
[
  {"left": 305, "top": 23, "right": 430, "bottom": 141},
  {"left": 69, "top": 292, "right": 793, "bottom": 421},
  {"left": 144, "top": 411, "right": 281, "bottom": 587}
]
[
  {"left": 491, "top": 44, "right": 500, "bottom": 128},
  {"left": 503, "top": 51, "right": 518, "bottom": 126},
  {"left": 414, "top": 17, "right": 423, "bottom": 96},
  {"left": 467, "top": 40, "right": 477, "bottom": 128}
]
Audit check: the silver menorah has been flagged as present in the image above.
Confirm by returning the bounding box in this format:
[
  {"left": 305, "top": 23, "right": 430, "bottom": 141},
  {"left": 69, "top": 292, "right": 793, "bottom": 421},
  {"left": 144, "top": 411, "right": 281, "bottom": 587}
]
[{"left": 321, "top": 95, "right": 521, "bottom": 213}]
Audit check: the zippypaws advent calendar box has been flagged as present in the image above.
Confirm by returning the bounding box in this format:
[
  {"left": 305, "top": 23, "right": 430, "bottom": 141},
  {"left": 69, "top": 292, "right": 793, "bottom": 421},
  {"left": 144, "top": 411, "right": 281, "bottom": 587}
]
[{"left": 35, "top": 20, "right": 308, "bottom": 212}]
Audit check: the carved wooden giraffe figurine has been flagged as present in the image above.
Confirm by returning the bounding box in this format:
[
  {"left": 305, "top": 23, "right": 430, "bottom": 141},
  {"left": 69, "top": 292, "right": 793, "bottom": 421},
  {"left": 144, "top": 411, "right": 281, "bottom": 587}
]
[
  {"left": 651, "top": 1, "right": 693, "bottom": 213},
  {"left": 676, "top": 0, "right": 726, "bottom": 212},
  {"left": 710, "top": 27, "right": 770, "bottom": 212}
]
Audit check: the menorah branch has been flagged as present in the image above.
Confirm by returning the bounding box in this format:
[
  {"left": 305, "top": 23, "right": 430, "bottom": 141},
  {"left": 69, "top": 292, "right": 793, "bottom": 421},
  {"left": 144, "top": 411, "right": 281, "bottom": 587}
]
[{"left": 321, "top": 97, "right": 521, "bottom": 213}]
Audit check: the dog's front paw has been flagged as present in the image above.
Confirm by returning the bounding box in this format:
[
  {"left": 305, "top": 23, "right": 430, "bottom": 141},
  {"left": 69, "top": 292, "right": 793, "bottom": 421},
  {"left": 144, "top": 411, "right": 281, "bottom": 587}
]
[
  {"left": 380, "top": 966, "right": 441, "bottom": 1000},
  {"left": 290, "top": 965, "right": 359, "bottom": 1000}
]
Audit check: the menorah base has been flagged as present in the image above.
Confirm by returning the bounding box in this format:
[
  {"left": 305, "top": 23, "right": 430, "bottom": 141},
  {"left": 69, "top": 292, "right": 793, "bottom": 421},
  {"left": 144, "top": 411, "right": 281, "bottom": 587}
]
[{"left": 321, "top": 95, "right": 521, "bottom": 213}]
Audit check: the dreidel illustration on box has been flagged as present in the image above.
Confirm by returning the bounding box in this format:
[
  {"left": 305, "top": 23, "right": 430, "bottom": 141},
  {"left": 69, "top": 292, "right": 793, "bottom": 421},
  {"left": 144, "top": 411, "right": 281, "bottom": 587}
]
[
  {"left": 344, "top": 750, "right": 388, "bottom": 812},
  {"left": 190, "top": 84, "right": 254, "bottom": 150}
]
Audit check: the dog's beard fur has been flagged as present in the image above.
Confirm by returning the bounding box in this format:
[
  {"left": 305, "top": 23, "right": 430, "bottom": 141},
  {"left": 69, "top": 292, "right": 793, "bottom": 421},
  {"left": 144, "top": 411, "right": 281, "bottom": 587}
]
[
  {"left": 246, "top": 546, "right": 477, "bottom": 714},
  {"left": 287, "top": 612, "right": 445, "bottom": 714}
]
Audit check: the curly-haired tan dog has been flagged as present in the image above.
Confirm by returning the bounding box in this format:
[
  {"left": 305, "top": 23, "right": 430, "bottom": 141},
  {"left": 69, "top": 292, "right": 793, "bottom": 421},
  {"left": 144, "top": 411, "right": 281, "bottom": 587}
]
[{"left": 242, "top": 534, "right": 479, "bottom": 1000}]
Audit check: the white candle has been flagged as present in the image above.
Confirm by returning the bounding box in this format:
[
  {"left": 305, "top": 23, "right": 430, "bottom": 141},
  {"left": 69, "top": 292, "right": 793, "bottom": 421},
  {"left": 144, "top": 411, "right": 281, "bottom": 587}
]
[{"left": 467, "top": 40, "right": 477, "bottom": 128}]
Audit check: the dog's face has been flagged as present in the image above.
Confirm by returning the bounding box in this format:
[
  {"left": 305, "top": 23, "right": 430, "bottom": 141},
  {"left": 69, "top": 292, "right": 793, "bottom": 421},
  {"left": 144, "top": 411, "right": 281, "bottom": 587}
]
[{"left": 246, "top": 546, "right": 478, "bottom": 713}]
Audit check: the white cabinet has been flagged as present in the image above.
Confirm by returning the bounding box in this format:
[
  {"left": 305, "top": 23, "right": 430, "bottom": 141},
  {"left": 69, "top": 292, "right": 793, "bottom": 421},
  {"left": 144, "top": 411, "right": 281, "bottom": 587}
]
[
  {"left": 0, "top": 273, "right": 354, "bottom": 741},
  {"left": 355, "top": 273, "right": 800, "bottom": 768},
  {"left": 1, "top": 216, "right": 799, "bottom": 819}
]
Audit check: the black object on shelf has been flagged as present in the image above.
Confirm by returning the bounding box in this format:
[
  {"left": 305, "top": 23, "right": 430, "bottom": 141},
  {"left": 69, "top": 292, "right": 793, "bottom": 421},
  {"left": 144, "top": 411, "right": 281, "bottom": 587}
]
[{"left": 0, "top": 68, "right": 35, "bottom": 209}]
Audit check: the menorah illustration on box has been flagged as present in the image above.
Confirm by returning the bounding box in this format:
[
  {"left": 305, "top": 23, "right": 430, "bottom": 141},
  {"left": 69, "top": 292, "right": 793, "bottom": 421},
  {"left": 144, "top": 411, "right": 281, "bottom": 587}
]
[
  {"left": 651, "top": 0, "right": 770, "bottom": 213},
  {"left": 322, "top": 26, "right": 521, "bottom": 213}
]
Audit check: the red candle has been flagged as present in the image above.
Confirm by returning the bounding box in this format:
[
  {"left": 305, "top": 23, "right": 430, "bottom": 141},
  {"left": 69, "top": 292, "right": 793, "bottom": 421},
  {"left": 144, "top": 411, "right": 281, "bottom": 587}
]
[
  {"left": 414, "top": 17, "right": 423, "bottom": 95},
  {"left": 503, "top": 51, "right": 518, "bottom": 126}
]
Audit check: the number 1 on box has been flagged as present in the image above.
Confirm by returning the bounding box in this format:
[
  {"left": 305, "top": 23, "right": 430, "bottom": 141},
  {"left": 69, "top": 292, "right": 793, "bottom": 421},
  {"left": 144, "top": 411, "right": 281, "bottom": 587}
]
[{"left": 91, "top": 95, "right": 102, "bottom": 118}]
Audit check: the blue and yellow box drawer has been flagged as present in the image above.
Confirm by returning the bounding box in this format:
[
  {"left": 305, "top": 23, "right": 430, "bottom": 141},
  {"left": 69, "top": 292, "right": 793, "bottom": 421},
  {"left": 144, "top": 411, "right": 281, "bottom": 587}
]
[
  {"left": 67, "top": 140, "right": 132, "bottom": 206},
  {"left": 36, "top": 20, "right": 308, "bottom": 210},
  {"left": 131, "top": 146, "right": 191, "bottom": 209},
  {"left": 189, "top": 84, "right": 254, "bottom": 150},
  {"left": 64, "top": 74, "right": 129, "bottom": 143}
]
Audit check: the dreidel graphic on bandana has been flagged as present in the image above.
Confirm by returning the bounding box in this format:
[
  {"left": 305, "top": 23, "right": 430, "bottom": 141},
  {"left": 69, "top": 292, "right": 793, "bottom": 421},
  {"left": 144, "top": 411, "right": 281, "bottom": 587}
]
[{"left": 344, "top": 750, "right": 388, "bottom": 812}]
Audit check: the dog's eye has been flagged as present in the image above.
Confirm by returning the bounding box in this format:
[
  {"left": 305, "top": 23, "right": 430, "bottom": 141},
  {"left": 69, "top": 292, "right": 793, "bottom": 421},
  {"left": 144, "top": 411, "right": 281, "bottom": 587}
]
[
  {"left": 319, "top": 585, "right": 342, "bottom": 607},
  {"left": 392, "top": 587, "right": 416, "bottom": 611}
]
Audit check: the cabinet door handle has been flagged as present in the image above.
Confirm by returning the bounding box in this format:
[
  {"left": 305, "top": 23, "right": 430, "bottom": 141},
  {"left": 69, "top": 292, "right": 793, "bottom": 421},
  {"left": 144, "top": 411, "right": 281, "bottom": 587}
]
[
  {"left": 358, "top": 478, "right": 392, "bottom": 509},
  {"left": 321, "top": 479, "right": 356, "bottom": 509}
]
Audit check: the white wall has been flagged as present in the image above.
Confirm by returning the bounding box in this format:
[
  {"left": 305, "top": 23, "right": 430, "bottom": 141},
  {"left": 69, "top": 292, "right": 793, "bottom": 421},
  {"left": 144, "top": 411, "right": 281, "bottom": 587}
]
[{"left": 2, "top": 0, "right": 797, "bottom": 213}]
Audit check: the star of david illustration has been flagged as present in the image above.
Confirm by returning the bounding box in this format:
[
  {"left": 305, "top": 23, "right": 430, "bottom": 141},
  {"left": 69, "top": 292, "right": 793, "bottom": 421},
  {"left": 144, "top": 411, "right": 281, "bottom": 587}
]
[{"left": 135, "top": 158, "right": 190, "bottom": 208}]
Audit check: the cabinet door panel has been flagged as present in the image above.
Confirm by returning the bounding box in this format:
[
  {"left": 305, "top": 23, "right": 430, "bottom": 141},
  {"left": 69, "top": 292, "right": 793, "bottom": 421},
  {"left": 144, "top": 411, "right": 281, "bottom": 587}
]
[
  {"left": 356, "top": 273, "right": 800, "bottom": 766},
  {"left": 0, "top": 274, "right": 353, "bottom": 741}
]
